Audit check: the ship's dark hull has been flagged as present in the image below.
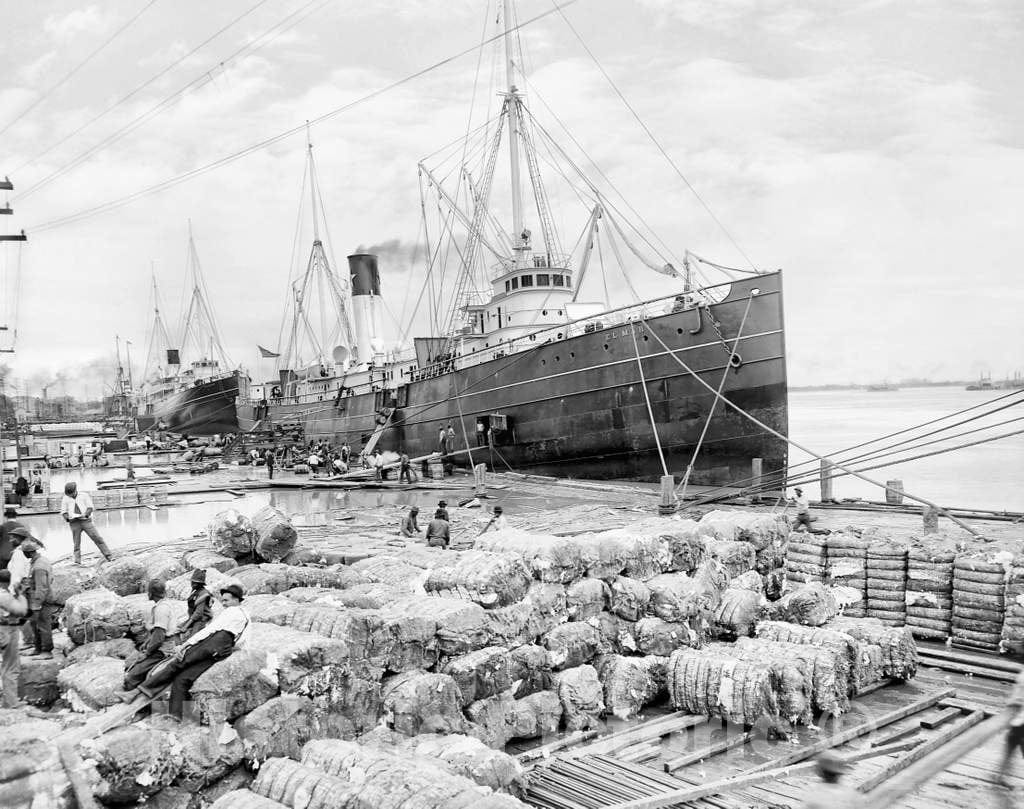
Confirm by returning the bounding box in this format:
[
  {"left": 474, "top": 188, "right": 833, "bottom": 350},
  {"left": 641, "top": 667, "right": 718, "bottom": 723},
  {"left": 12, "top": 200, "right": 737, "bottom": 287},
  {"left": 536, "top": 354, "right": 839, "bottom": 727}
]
[
  {"left": 240, "top": 274, "right": 788, "bottom": 485},
  {"left": 138, "top": 373, "right": 241, "bottom": 436}
]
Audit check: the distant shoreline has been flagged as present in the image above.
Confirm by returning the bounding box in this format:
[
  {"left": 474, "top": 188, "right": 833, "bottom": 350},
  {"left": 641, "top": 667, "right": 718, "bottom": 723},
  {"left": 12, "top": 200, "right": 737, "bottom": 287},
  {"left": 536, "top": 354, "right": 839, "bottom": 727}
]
[{"left": 789, "top": 381, "right": 970, "bottom": 392}]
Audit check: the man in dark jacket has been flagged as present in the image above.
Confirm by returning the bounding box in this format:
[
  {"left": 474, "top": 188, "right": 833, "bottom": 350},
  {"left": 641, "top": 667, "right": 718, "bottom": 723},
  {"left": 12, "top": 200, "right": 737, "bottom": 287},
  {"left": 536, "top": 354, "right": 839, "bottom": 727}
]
[
  {"left": 180, "top": 569, "right": 213, "bottom": 639},
  {"left": 0, "top": 508, "right": 25, "bottom": 571},
  {"left": 20, "top": 539, "right": 54, "bottom": 659},
  {"left": 425, "top": 510, "right": 451, "bottom": 549}
]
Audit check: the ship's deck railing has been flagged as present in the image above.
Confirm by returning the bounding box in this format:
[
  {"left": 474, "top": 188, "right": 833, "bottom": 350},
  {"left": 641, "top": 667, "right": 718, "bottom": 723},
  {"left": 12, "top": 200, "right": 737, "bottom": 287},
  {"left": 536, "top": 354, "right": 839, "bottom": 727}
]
[
  {"left": 409, "top": 278, "right": 738, "bottom": 382},
  {"left": 490, "top": 253, "right": 571, "bottom": 280}
]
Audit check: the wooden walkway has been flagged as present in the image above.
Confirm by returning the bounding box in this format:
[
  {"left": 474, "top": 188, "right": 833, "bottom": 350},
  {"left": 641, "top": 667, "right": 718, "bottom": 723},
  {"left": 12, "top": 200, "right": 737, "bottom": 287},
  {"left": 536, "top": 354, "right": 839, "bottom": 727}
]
[{"left": 524, "top": 647, "right": 1021, "bottom": 809}]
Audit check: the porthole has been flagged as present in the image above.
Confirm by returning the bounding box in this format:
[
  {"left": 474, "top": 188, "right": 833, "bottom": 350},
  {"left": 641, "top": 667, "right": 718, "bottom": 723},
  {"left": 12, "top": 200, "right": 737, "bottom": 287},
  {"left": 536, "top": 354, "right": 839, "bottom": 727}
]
[
  {"left": 543, "top": 309, "right": 548, "bottom": 315},
  {"left": 541, "top": 359, "right": 546, "bottom": 365},
  {"left": 603, "top": 343, "right": 609, "bottom": 350},
  {"left": 642, "top": 334, "right": 649, "bottom": 341},
  {"left": 555, "top": 355, "right": 560, "bottom": 362},
  {"left": 677, "top": 328, "right": 683, "bottom": 335},
  {"left": 569, "top": 351, "right": 575, "bottom": 358},
  {"left": 557, "top": 332, "right": 563, "bottom": 339}
]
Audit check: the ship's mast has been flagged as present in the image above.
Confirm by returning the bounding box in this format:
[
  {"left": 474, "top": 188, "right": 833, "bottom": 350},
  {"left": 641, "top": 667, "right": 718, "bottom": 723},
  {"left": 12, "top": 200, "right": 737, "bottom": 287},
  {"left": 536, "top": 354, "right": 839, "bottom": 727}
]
[{"left": 503, "top": 0, "right": 526, "bottom": 269}]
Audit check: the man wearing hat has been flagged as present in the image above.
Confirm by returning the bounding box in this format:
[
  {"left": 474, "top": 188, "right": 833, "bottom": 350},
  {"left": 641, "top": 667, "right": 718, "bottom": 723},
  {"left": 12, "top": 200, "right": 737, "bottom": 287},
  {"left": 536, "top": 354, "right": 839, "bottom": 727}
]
[
  {"left": 59, "top": 481, "right": 113, "bottom": 564},
  {"left": 0, "top": 569, "right": 28, "bottom": 707},
  {"left": 180, "top": 569, "right": 213, "bottom": 639},
  {"left": 801, "top": 751, "right": 855, "bottom": 808},
  {"left": 792, "top": 487, "right": 812, "bottom": 531},
  {"left": 118, "top": 579, "right": 180, "bottom": 699},
  {"left": 0, "top": 508, "right": 25, "bottom": 571},
  {"left": 436, "top": 500, "right": 449, "bottom": 522},
  {"left": 140, "top": 583, "right": 249, "bottom": 720},
  {"left": 20, "top": 537, "right": 54, "bottom": 659},
  {"left": 400, "top": 506, "right": 421, "bottom": 538},
  {"left": 479, "top": 505, "right": 508, "bottom": 536}
]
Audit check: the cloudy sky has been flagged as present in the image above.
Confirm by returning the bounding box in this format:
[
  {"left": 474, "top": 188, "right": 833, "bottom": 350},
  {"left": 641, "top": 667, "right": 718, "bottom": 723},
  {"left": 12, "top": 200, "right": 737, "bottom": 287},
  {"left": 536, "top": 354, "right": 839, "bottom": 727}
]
[{"left": 1, "top": 0, "right": 1022, "bottom": 398}]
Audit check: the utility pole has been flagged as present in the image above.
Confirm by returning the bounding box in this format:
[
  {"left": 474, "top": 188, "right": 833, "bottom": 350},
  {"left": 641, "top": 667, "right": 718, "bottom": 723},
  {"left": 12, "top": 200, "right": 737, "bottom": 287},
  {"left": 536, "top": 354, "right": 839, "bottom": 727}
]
[{"left": 1, "top": 175, "right": 25, "bottom": 500}]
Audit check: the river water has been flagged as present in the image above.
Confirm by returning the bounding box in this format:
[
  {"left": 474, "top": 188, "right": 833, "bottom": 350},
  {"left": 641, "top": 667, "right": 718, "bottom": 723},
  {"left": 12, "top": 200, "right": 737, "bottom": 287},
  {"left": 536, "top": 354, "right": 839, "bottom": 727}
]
[{"left": 12, "top": 385, "right": 1023, "bottom": 556}]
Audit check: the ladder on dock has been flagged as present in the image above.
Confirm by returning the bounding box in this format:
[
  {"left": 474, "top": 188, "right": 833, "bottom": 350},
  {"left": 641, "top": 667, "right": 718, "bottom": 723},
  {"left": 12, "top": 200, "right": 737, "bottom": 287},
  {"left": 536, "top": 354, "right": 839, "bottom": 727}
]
[{"left": 360, "top": 407, "right": 395, "bottom": 457}]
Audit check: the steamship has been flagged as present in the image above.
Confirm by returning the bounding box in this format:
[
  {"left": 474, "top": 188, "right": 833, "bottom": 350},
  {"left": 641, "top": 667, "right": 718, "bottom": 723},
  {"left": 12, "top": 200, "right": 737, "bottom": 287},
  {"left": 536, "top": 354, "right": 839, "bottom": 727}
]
[
  {"left": 135, "top": 230, "right": 243, "bottom": 436},
  {"left": 237, "top": 1, "right": 788, "bottom": 484}
]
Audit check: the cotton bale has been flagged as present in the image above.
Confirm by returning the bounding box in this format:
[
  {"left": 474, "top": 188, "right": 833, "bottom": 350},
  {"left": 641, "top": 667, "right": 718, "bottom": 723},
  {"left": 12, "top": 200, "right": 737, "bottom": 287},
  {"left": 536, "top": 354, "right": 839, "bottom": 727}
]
[
  {"left": 77, "top": 723, "right": 183, "bottom": 804},
  {"left": 508, "top": 690, "right": 562, "bottom": 740},
  {"left": 553, "top": 664, "right": 604, "bottom": 731},
  {"left": 634, "top": 617, "right": 701, "bottom": 656},
  {"left": 666, "top": 648, "right": 778, "bottom": 725},
  {"left": 63, "top": 588, "right": 132, "bottom": 644},
  {"left": 382, "top": 671, "right": 467, "bottom": 737},
  {"left": 184, "top": 549, "right": 239, "bottom": 574},
  {"left": 543, "top": 622, "right": 600, "bottom": 670},
  {"left": 507, "top": 644, "right": 553, "bottom": 698},
  {"left": 191, "top": 650, "right": 280, "bottom": 723},
  {"left": 171, "top": 720, "right": 245, "bottom": 790},
  {"left": 58, "top": 656, "right": 124, "bottom": 712},
  {"left": 442, "top": 646, "right": 513, "bottom": 706},
  {"left": 251, "top": 506, "right": 297, "bottom": 562},
  {"left": 475, "top": 531, "right": 585, "bottom": 584},
  {"left": 18, "top": 655, "right": 63, "bottom": 707},
  {"left": 208, "top": 509, "right": 256, "bottom": 558},
  {"left": 565, "top": 578, "right": 610, "bottom": 621},
  {"left": 594, "top": 654, "right": 667, "bottom": 720},
  {"left": 609, "top": 576, "right": 650, "bottom": 621},
  {"left": 95, "top": 556, "right": 149, "bottom": 596},
  {"left": 48, "top": 564, "right": 97, "bottom": 606},
  {"left": 425, "top": 550, "right": 532, "bottom": 608},
  {"left": 235, "top": 695, "right": 324, "bottom": 766},
  {"left": 466, "top": 690, "right": 517, "bottom": 748}
]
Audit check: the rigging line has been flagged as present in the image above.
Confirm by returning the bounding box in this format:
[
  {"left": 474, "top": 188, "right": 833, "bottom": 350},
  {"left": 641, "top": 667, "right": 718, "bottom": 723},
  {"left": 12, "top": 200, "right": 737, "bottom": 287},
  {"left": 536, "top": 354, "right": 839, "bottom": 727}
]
[
  {"left": 549, "top": 0, "right": 759, "bottom": 273},
  {"left": 629, "top": 327, "right": 668, "bottom": 477},
  {"left": 13, "top": 0, "right": 277, "bottom": 185},
  {"left": 597, "top": 226, "right": 611, "bottom": 307},
  {"left": 27, "top": 1, "right": 579, "bottom": 235},
  {"left": 522, "top": 101, "right": 714, "bottom": 290},
  {"left": 0, "top": 0, "right": 161, "bottom": 138},
  {"left": 278, "top": 155, "right": 310, "bottom": 359},
  {"left": 518, "top": 73, "right": 691, "bottom": 278},
  {"left": 639, "top": 318, "right": 983, "bottom": 538},
  {"left": 678, "top": 294, "right": 754, "bottom": 501},
  {"left": 685, "top": 388, "right": 1024, "bottom": 503},
  {"left": 602, "top": 215, "right": 642, "bottom": 304},
  {"left": 778, "top": 415, "right": 1024, "bottom": 494}
]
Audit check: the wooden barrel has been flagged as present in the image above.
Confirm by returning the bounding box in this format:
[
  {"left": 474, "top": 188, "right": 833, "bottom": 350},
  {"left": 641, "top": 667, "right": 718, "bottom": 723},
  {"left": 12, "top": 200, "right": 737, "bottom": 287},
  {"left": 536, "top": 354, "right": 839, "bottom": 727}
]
[{"left": 885, "top": 479, "right": 904, "bottom": 505}]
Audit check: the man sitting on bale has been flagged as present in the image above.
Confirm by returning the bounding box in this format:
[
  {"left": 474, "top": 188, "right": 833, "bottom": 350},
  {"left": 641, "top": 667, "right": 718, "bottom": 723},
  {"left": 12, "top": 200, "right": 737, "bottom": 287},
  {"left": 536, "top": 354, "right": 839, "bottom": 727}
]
[
  {"left": 180, "top": 569, "right": 213, "bottom": 639},
  {"left": 139, "top": 583, "right": 250, "bottom": 720},
  {"left": 425, "top": 509, "right": 451, "bottom": 549},
  {"left": 400, "top": 506, "right": 421, "bottom": 538},
  {"left": 117, "top": 579, "right": 180, "bottom": 701}
]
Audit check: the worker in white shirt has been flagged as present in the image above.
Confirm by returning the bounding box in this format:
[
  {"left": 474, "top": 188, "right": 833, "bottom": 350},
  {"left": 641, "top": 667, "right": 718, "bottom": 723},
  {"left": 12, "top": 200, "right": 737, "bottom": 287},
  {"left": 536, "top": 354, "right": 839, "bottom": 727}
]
[
  {"left": 0, "top": 570, "right": 28, "bottom": 708},
  {"left": 792, "top": 487, "right": 812, "bottom": 531},
  {"left": 139, "top": 583, "right": 249, "bottom": 720},
  {"left": 60, "top": 482, "right": 113, "bottom": 564},
  {"left": 479, "top": 505, "right": 508, "bottom": 535}
]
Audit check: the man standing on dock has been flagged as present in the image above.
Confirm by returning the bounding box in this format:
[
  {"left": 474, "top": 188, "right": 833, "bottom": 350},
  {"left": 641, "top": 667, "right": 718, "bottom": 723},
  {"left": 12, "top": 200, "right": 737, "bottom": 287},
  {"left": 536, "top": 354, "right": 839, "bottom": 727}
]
[
  {"left": 264, "top": 447, "right": 276, "bottom": 480},
  {"left": 792, "top": 487, "right": 812, "bottom": 531},
  {"left": 60, "top": 482, "right": 113, "bottom": 564},
  {"left": 0, "top": 570, "right": 28, "bottom": 708},
  {"left": 399, "top": 452, "right": 414, "bottom": 484}
]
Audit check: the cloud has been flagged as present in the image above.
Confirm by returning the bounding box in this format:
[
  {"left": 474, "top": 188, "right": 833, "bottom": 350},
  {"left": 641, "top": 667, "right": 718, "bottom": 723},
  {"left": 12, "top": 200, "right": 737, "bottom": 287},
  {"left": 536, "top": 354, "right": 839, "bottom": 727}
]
[{"left": 43, "top": 6, "right": 112, "bottom": 43}]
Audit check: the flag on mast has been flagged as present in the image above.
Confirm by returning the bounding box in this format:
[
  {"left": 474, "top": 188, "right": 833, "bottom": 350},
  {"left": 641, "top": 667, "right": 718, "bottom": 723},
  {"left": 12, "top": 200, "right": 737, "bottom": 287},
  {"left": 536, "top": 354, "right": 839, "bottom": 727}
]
[{"left": 258, "top": 346, "right": 280, "bottom": 358}]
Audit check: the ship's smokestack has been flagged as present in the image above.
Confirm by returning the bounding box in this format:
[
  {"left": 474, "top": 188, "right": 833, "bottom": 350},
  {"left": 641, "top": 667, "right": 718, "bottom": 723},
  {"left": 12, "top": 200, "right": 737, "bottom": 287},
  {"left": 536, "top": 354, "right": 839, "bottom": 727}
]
[{"left": 347, "top": 253, "right": 384, "bottom": 363}]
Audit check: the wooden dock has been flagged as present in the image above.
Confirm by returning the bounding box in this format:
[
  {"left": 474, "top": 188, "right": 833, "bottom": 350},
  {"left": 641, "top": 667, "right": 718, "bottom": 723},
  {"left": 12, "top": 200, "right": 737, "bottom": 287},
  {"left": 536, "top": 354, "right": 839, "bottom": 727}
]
[{"left": 522, "top": 644, "right": 1020, "bottom": 809}]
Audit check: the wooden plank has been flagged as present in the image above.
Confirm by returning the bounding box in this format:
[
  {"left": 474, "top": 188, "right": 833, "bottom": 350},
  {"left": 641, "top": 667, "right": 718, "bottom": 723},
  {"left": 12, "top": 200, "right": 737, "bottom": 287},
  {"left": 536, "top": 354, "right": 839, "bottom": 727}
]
[
  {"left": 664, "top": 733, "right": 752, "bottom": 773},
  {"left": 518, "top": 730, "right": 600, "bottom": 763},
  {"left": 870, "top": 724, "right": 921, "bottom": 748},
  {"left": 743, "top": 687, "right": 956, "bottom": 773},
  {"left": 856, "top": 710, "right": 987, "bottom": 793},
  {"left": 569, "top": 713, "right": 708, "bottom": 758},
  {"left": 56, "top": 742, "right": 99, "bottom": 809},
  {"left": 601, "top": 740, "right": 922, "bottom": 809},
  {"left": 917, "top": 654, "right": 1017, "bottom": 682},
  {"left": 917, "top": 644, "right": 1022, "bottom": 673},
  {"left": 938, "top": 697, "right": 998, "bottom": 717},
  {"left": 919, "top": 706, "right": 963, "bottom": 730}
]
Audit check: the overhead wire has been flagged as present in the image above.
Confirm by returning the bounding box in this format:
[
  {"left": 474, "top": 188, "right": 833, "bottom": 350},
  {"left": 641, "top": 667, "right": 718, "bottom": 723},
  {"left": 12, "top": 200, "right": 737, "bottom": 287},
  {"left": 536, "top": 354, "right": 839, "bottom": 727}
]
[
  {"left": 549, "top": 0, "right": 759, "bottom": 273},
  {"left": 686, "top": 388, "right": 1024, "bottom": 504},
  {"left": 27, "top": 0, "right": 579, "bottom": 235},
  {"left": 0, "top": 0, "right": 161, "bottom": 138}
]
